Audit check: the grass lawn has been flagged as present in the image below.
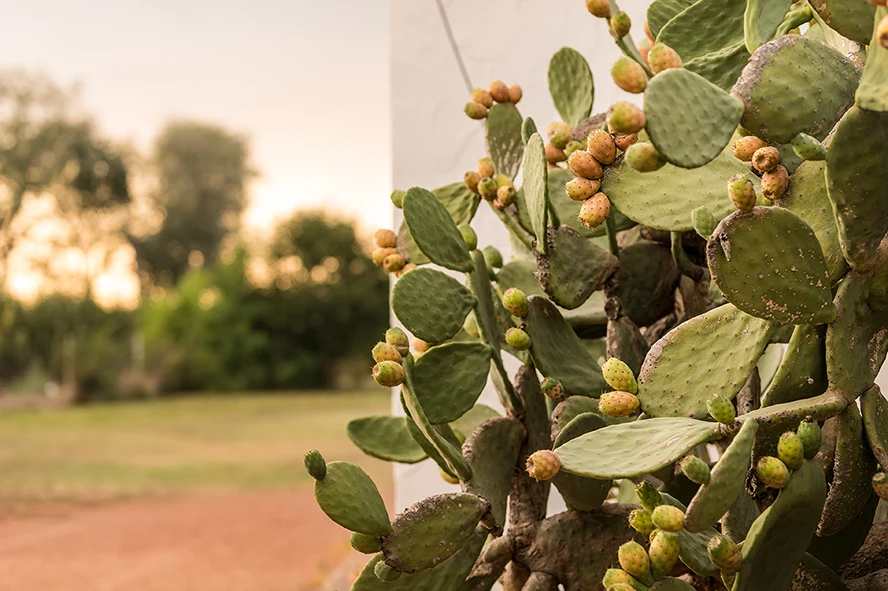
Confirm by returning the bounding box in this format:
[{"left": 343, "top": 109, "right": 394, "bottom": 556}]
[{"left": 0, "top": 391, "right": 393, "bottom": 502}]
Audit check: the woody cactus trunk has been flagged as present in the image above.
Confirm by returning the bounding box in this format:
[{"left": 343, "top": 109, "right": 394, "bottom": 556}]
[{"left": 306, "top": 1, "right": 888, "bottom": 589}]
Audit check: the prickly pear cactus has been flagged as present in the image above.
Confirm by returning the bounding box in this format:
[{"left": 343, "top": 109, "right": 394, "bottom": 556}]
[{"left": 310, "top": 3, "right": 888, "bottom": 590}]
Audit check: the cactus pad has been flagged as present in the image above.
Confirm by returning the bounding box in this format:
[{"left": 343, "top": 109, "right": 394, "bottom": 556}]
[
  {"left": 551, "top": 396, "right": 604, "bottom": 439},
  {"left": 398, "top": 183, "right": 480, "bottom": 266},
  {"left": 411, "top": 342, "right": 493, "bottom": 424},
  {"left": 616, "top": 241, "right": 680, "bottom": 327},
  {"left": 347, "top": 416, "right": 428, "bottom": 464},
  {"left": 684, "top": 41, "right": 750, "bottom": 91},
  {"left": 314, "top": 461, "right": 391, "bottom": 537},
  {"left": 553, "top": 411, "right": 607, "bottom": 448},
  {"left": 554, "top": 418, "right": 720, "bottom": 479},
  {"left": 731, "top": 36, "right": 860, "bottom": 144},
  {"left": 706, "top": 207, "right": 836, "bottom": 325},
  {"left": 644, "top": 69, "right": 744, "bottom": 168},
  {"left": 536, "top": 226, "right": 619, "bottom": 310},
  {"left": 761, "top": 324, "right": 827, "bottom": 407},
  {"left": 808, "top": 0, "right": 875, "bottom": 44},
  {"left": 548, "top": 47, "right": 594, "bottom": 127},
  {"left": 657, "top": 0, "right": 746, "bottom": 61},
  {"left": 552, "top": 412, "right": 612, "bottom": 511},
  {"left": 523, "top": 133, "right": 549, "bottom": 255},
  {"left": 660, "top": 493, "right": 721, "bottom": 577},
  {"left": 861, "top": 386, "right": 888, "bottom": 471},
  {"left": 403, "top": 188, "right": 473, "bottom": 272},
  {"left": 496, "top": 258, "right": 543, "bottom": 297},
  {"left": 649, "top": 579, "right": 697, "bottom": 591},
  {"left": 382, "top": 493, "right": 489, "bottom": 573},
  {"left": 485, "top": 103, "right": 524, "bottom": 180},
  {"left": 856, "top": 7, "right": 888, "bottom": 112},
  {"left": 449, "top": 404, "right": 501, "bottom": 442},
  {"left": 647, "top": 0, "right": 696, "bottom": 38},
  {"left": 721, "top": 491, "right": 760, "bottom": 543},
  {"left": 743, "top": 0, "right": 792, "bottom": 53},
  {"left": 638, "top": 304, "right": 773, "bottom": 419},
  {"left": 392, "top": 268, "right": 476, "bottom": 343},
  {"left": 522, "top": 116, "right": 538, "bottom": 144}
]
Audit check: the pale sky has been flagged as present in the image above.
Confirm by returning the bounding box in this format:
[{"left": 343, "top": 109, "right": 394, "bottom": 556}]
[{"left": 0, "top": 0, "right": 392, "bottom": 232}]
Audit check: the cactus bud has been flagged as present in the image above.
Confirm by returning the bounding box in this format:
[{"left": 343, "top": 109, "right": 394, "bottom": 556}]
[
  {"left": 482, "top": 245, "right": 503, "bottom": 269},
  {"left": 526, "top": 450, "right": 561, "bottom": 480},
  {"left": 680, "top": 455, "right": 711, "bottom": 484},
  {"left": 611, "top": 57, "right": 648, "bottom": 93},
  {"left": 756, "top": 456, "right": 791, "bottom": 489},
  {"left": 350, "top": 532, "right": 383, "bottom": 554},
  {"left": 635, "top": 481, "right": 662, "bottom": 511},
  {"left": 761, "top": 164, "right": 788, "bottom": 201},
  {"left": 579, "top": 193, "right": 612, "bottom": 228},
  {"left": 566, "top": 177, "right": 601, "bottom": 201},
  {"left": 587, "top": 129, "right": 618, "bottom": 165},
  {"left": 879, "top": 13, "right": 888, "bottom": 48},
  {"left": 608, "top": 102, "right": 646, "bottom": 135},
  {"left": 371, "top": 342, "right": 402, "bottom": 364},
  {"left": 471, "top": 87, "right": 493, "bottom": 108},
  {"left": 488, "top": 80, "right": 510, "bottom": 103},
  {"left": 496, "top": 185, "right": 517, "bottom": 207},
  {"left": 707, "top": 394, "right": 737, "bottom": 424},
  {"left": 390, "top": 189, "right": 406, "bottom": 208},
  {"left": 619, "top": 541, "right": 654, "bottom": 586},
  {"left": 545, "top": 143, "right": 567, "bottom": 164},
  {"left": 648, "top": 43, "right": 683, "bottom": 73},
  {"left": 457, "top": 223, "right": 478, "bottom": 250},
  {"left": 385, "top": 327, "right": 410, "bottom": 356},
  {"left": 732, "top": 135, "right": 768, "bottom": 161},
  {"left": 586, "top": 0, "right": 611, "bottom": 18},
  {"left": 751, "top": 146, "right": 781, "bottom": 173},
  {"left": 791, "top": 133, "right": 827, "bottom": 161},
  {"left": 464, "top": 101, "right": 488, "bottom": 120},
  {"left": 540, "top": 377, "right": 565, "bottom": 401},
  {"left": 503, "top": 288, "right": 530, "bottom": 318},
  {"left": 873, "top": 472, "right": 888, "bottom": 500},
  {"left": 611, "top": 11, "right": 632, "bottom": 37},
  {"left": 372, "top": 247, "right": 398, "bottom": 266},
  {"left": 508, "top": 83, "right": 523, "bottom": 104},
  {"left": 505, "top": 327, "right": 531, "bottom": 350},
  {"left": 478, "top": 177, "right": 498, "bottom": 200},
  {"left": 602, "top": 357, "right": 638, "bottom": 394},
  {"left": 440, "top": 466, "right": 460, "bottom": 484},
  {"left": 651, "top": 505, "right": 685, "bottom": 532},
  {"left": 374, "top": 229, "right": 397, "bottom": 249},
  {"left": 777, "top": 431, "right": 804, "bottom": 470},
  {"left": 708, "top": 535, "right": 742, "bottom": 574},
  {"left": 463, "top": 313, "right": 480, "bottom": 338},
  {"left": 614, "top": 132, "right": 639, "bottom": 152},
  {"left": 550, "top": 128, "right": 572, "bottom": 149},
  {"left": 626, "top": 142, "right": 666, "bottom": 172},
  {"left": 797, "top": 419, "right": 822, "bottom": 459},
  {"left": 303, "top": 449, "right": 326, "bottom": 480},
  {"left": 599, "top": 391, "right": 640, "bottom": 417},
  {"left": 727, "top": 174, "right": 756, "bottom": 212},
  {"left": 464, "top": 170, "right": 482, "bottom": 193},
  {"left": 602, "top": 569, "right": 645, "bottom": 591},
  {"left": 374, "top": 562, "right": 401, "bottom": 581},
  {"left": 628, "top": 508, "right": 656, "bottom": 534},
  {"left": 692, "top": 206, "right": 717, "bottom": 239},
  {"left": 413, "top": 338, "right": 430, "bottom": 354},
  {"left": 648, "top": 530, "right": 680, "bottom": 579},
  {"left": 477, "top": 157, "right": 496, "bottom": 178},
  {"left": 568, "top": 150, "right": 604, "bottom": 179},
  {"left": 373, "top": 360, "right": 405, "bottom": 387}
]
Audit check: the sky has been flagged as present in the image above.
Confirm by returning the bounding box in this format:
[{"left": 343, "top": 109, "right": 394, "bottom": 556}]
[{"left": 0, "top": 0, "right": 392, "bottom": 233}]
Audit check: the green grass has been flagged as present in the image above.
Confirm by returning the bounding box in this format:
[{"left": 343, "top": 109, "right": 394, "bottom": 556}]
[{"left": 0, "top": 391, "right": 393, "bottom": 502}]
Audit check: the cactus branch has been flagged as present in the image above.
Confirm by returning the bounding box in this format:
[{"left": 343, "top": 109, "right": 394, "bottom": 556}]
[
  {"left": 776, "top": 3, "right": 814, "bottom": 36},
  {"left": 729, "top": 390, "right": 850, "bottom": 435},
  {"left": 490, "top": 202, "right": 535, "bottom": 251},
  {"left": 604, "top": 214, "right": 620, "bottom": 256}
]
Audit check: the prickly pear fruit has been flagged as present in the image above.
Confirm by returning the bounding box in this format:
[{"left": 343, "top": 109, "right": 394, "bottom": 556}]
[
  {"left": 629, "top": 508, "right": 656, "bottom": 534},
  {"left": 350, "top": 532, "right": 383, "bottom": 554},
  {"left": 471, "top": 87, "right": 493, "bottom": 108},
  {"left": 791, "top": 133, "right": 826, "bottom": 161},
  {"left": 599, "top": 391, "right": 640, "bottom": 417},
  {"left": 371, "top": 342, "right": 402, "bottom": 364},
  {"left": 637, "top": 37, "right": 652, "bottom": 63},
  {"left": 505, "top": 327, "right": 531, "bottom": 350},
  {"left": 566, "top": 177, "right": 601, "bottom": 201},
  {"left": 508, "top": 83, "right": 523, "bottom": 104},
  {"left": 463, "top": 313, "right": 480, "bottom": 338},
  {"left": 488, "top": 80, "right": 510, "bottom": 103},
  {"left": 456, "top": 223, "right": 477, "bottom": 250},
  {"left": 390, "top": 189, "right": 406, "bottom": 208},
  {"left": 692, "top": 206, "right": 717, "bottom": 238},
  {"left": 873, "top": 472, "right": 888, "bottom": 500},
  {"left": 797, "top": 419, "right": 822, "bottom": 459},
  {"left": 412, "top": 338, "right": 430, "bottom": 353},
  {"left": 614, "top": 132, "right": 639, "bottom": 151},
  {"left": 374, "top": 562, "right": 401, "bottom": 581},
  {"left": 440, "top": 466, "right": 460, "bottom": 484},
  {"left": 464, "top": 171, "right": 481, "bottom": 193},
  {"left": 619, "top": 541, "right": 655, "bottom": 586},
  {"left": 482, "top": 246, "right": 503, "bottom": 269},
  {"left": 503, "top": 288, "right": 530, "bottom": 318},
  {"left": 611, "top": 11, "right": 632, "bottom": 37},
  {"left": 602, "top": 357, "right": 638, "bottom": 394},
  {"left": 751, "top": 146, "right": 780, "bottom": 173},
  {"left": 707, "top": 394, "right": 736, "bottom": 424},
  {"left": 383, "top": 253, "right": 406, "bottom": 273},
  {"left": 651, "top": 505, "right": 685, "bottom": 532},
  {"left": 626, "top": 142, "right": 666, "bottom": 172},
  {"left": 568, "top": 150, "right": 604, "bottom": 180},
  {"left": 497, "top": 173, "right": 516, "bottom": 191},
  {"left": 755, "top": 456, "right": 791, "bottom": 489},
  {"left": 372, "top": 360, "right": 406, "bottom": 388},
  {"left": 374, "top": 229, "right": 397, "bottom": 248},
  {"left": 540, "top": 377, "right": 565, "bottom": 401},
  {"left": 579, "top": 193, "right": 611, "bottom": 228},
  {"left": 608, "top": 102, "right": 646, "bottom": 135},
  {"left": 649, "top": 530, "right": 681, "bottom": 579},
  {"left": 727, "top": 174, "right": 756, "bottom": 212},
  {"left": 587, "top": 129, "right": 618, "bottom": 165},
  {"left": 478, "top": 177, "right": 498, "bottom": 200},
  {"left": 586, "top": 0, "right": 611, "bottom": 18},
  {"left": 777, "top": 431, "right": 804, "bottom": 470},
  {"left": 397, "top": 263, "right": 416, "bottom": 277},
  {"left": 611, "top": 57, "right": 647, "bottom": 93},
  {"left": 761, "top": 164, "right": 788, "bottom": 201},
  {"left": 478, "top": 157, "right": 496, "bottom": 178},
  {"left": 385, "top": 327, "right": 410, "bottom": 356},
  {"left": 602, "top": 569, "right": 646, "bottom": 591},
  {"left": 372, "top": 247, "right": 398, "bottom": 266},
  {"left": 635, "top": 481, "right": 662, "bottom": 511},
  {"left": 465, "top": 101, "right": 488, "bottom": 120},
  {"left": 547, "top": 121, "right": 572, "bottom": 139},
  {"left": 545, "top": 143, "right": 567, "bottom": 164},
  {"left": 304, "top": 449, "right": 326, "bottom": 480},
  {"left": 648, "top": 43, "right": 682, "bottom": 73},
  {"left": 496, "top": 185, "right": 517, "bottom": 207},
  {"left": 679, "top": 455, "right": 711, "bottom": 484},
  {"left": 564, "top": 140, "right": 585, "bottom": 157},
  {"left": 550, "top": 128, "right": 572, "bottom": 149},
  {"left": 526, "top": 449, "right": 561, "bottom": 480},
  {"left": 879, "top": 13, "right": 888, "bottom": 48},
  {"left": 732, "top": 135, "right": 768, "bottom": 161},
  {"left": 708, "top": 535, "right": 742, "bottom": 574}
]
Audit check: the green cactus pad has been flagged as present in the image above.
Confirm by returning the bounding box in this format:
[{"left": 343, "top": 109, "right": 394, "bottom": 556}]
[
  {"left": 314, "top": 461, "right": 391, "bottom": 537},
  {"left": 536, "top": 226, "right": 619, "bottom": 310},
  {"left": 684, "top": 419, "right": 757, "bottom": 532},
  {"left": 733, "top": 460, "right": 827, "bottom": 591},
  {"left": 602, "top": 149, "right": 759, "bottom": 232},
  {"left": 684, "top": 41, "right": 750, "bottom": 92},
  {"left": 657, "top": 0, "right": 746, "bottom": 61},
  {"left": 382, "top": 493, "right": 488, "bottom": 573},
  {"left": 791, "top": 553, "right": 848, "bottom": 591},
  {"left": 404, "top": 413, "right": 459, "bottom": 479},
  {"left": 856, "top": 8, "right": 888, "bottom": 111},
  {"left": 644, "top": 69, "right": 744, "bottom": 168},
  {"left": 522, "top": 116, "right": 538, "bottom": 144},
  {"left": 744, "top": 0, "right": 792, "bottom": 53},
  {"left": 777, "top": 160, "right": 846, "bottom": 282},
  {"left": 403, "top": 187, "right": 473, "bottom": 272},
  {"left": 738, "top": 390, "right": 849, "bottom": 431},
  {"left": 707, "top": 207, "right": 836, "bottom": 325},
  {"left": 411, "top": 342, "right": 493, "bottom": 424},
  {"left": 825, "top": 106, "right": 888, "bottom": 271},
  {"left": 660, "top": 493, "right": 720, "bottom": 577},
  {"left": 398, "top": 183, "right": 480, "bottom": 266},
  {"left": 347, "top": 416, "right": 428, "bottom": 464},
  {"left": 647, "top": 0, "right": 696, "bottom": 38},
  {"left": 496, "top": 258, "right": 544, "bottom": 296},
  {"left": 548, "top": 47, "right": 594, "bottom": 127},
  {"left": 554, "top": 418, "right": 720, "bottom": 479},
  {"left": 551, "top": 396, "right": 604, "bottom": 439},
  {"left": 351, "top": 527, "right": 486, "bottom": 591},
  {"left": 638, "top": 304, "right": 773, "bottom": 419},
  {"left": 553, "top": 411, "right": 607, "bottom": 448},
  {"left": 392, "top": 268, "right": 476, "bottom": 343},
  {"left": 461, "top": 417, "right": 525, "bottom": 533},
  {"left": 552, "top": 412, "right": 612, "bottom": 511},
  {"left": 649, "top": 579, "right": 697, "bottom": 591},
  {"left": 525, "top": 296, "right": 607, "bottom": 397},
  {"left": 861, "top": 386, "right": 888, "bottom": 471},
  {"left": 616, "top": 241, "right": 680, "bottom": 327},
  {"left": 721, "top": 491, "right": 760, "bottom": 542},
  {"left": 761, "top": 325, "right": 827, "bottom": 407},
  {"left": 818, "top": 404, "right": 878, "bottom": 537},
  {"left": 731, "top": 36, "right": 860, "bottom": 144},
  {"left": 808, "top": 493, "right": 879, "bottom": 570},
  {"left": 449, "top": 404, "right": 501, "bottom": 442},
  {"left": 485, "top": 103, "right": 524, "bottom": 180},
  {"left": 808, "top": 0, "right": 875, "bottom": 44},
  {"left": 523, "top": 133, "right": 549, "bottom": 255}
]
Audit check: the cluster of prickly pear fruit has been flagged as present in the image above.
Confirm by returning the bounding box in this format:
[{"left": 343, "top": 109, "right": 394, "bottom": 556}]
[{"left": 307, "top": 1, "right": 888, "bottom": 589}]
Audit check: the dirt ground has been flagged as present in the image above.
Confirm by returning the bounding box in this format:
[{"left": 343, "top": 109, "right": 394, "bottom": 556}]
[{"left": 0, "top": 488, "right": 387, "bottom": 591}]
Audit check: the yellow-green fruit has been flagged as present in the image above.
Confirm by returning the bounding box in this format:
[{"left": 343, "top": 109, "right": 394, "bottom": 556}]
[
  {"left": 586, "top": 0, "right": 611, "bottom": 18},
  {"left": 505, "top": 327, "right": 531, "bottom": 350},
  {"left": 545, "top": 143, "right": 567, "bottom": 164},
  {"left": 579, "top": 193, "right": 611, "bottom": 228},
  {"left": 608, "top": 102, "right": 646, "bottom": 134},
  {"left": 564, "top": 140, "right": 584, "bottom": 157},
  {"left": 791, "top": 133, "right": 826, "bottom": 161},
  {"left": 471, "top": 87, "right": 493, "bottom": 108},
  {"left": 732, "top": 135, "right": 768, "bottom": 161},
  {"left": 602, "top": 357, "right": 638, "bottom": 394},
  {"left": 371, "top": 341, "right": 402, "bottom": 364},
  {"left": 651, "top": 505, "right": 685, "bottom": 532},
  {"left": 626, "top": 142, "right": 666, "bottom": 172},
  {"left": 547, "top": 121, "right": 573, "bottom": 139},
  {"left": 550, "top": 128, "right": 572, "bottom": 149},
  {"left": 566, "top": 177, "right": 601, "bottom": 201},
  {"left": 727, "top": 173, "right": 756, "bottom": 212},
  {"left": 464, "top": 170, "right": 481, "bottom": 193},
  {"left": 873, "top": 472, "right": 888, "bottom": 500},
  {"left": 587, "top": 129, "right": 618, "bottom": 165},
  {"left": 599, "top": 390, "right": 640, "bottom": 417},
  {"left": 494, "top": 173, "right": 513, "bottom": 189},
  {"left": 619, "top": 541, "right": 655, "bottom": 586},
  {"left": 457, "top": 223, "right": 477, "bottom": 250},
  {"left": 638, "top": 37, "right": 652, "bottom": 64},
  {"left": 483, "top": 246, "right": 503, "bottom": 269},
  {"left": 502, "top": 287, "right": 530, "bottom": 318},
  {"left": 385, "top": 327, "right": 410, "bottom": 356},
  {"left": 390, "top": 189, "right": 406, "bottom": 208},
  {"left": 614, "top": 133, "right": 639, "bottom": 151},
  {"left": 611, "top": 11, "right": 632, "bottom": 37},
  {"left": 693, "top": 206, "right": 717, "bottom": 238},
  {"left": 751, "top": 146, "right": 781, "bottom": 173},
  {"left": 708, "top": 535, "right": 742, "bottom": 574},
  {"left": 478, "top": 157, "right": 496, "bottom": 178},
  {"left": 648, "top": 43, "right": 683, "bottom": 74},
  {"left": 508, "top": 83, "right": 523, "bottom": 104},
  {"left": 679, "top": 455, "right": 711, "bottom": 485},
  {"left": 496, "top": 185, "right": 517, "bottom": 207},
  {"left": 707, "top": 394, "right": 737, "bottom": 424},
  {"left": 635, "top": 481, "right": 662, "bottom": 511},
  {"left": 540, "top": 377, "right": 565, "bottom": 402},
  {"left": 372, "top": 247, "right": 398, "bottom": 266},
  {"left": 465, "top": 101, "right": 488, "bottom": 120},
  {"left": 396, "top": 263, "right": 416, "bottom": 277},
  {"left": 602, "top": 569, "right": 646, "bottom": 591},
  {"left": 375, "top": 562, "right": 401, "bottom": 581},
  {"left": 440, "top": 466, "right": 460, "bottom": 484},
  {"left": 374, "top": 228, "right": 397, "bottom": 248},
  {"left": 303, "top": 449, "right": 326, "bottom": 480},
  {"left": 489, "top": 80, "right": 510, "bottom": 103},
  {"left": 756, "top": 456, "right": 791, "bottom": 489},
  {"left": 797, "top": 419, "right": 822, "bottom": 459},
  {"left": 382, "top": 253, "right": 406, "bottom": 273},
  {"left": 762, "top": 164, "right": 788, "bottom": 201},
  {"left": 372, "top": 360, "right": 405, "bottom": 387},
  {"left": 568, "top": 150, "right": 604, "bottom": 180},
  {"left": 878, "top": 13, "right": 888, "bottom": 48},
  {"left": 778, "top": 431, "right": 805, "bottom": 470},
  {"left": 478, "top": 177, "right": 498, "bottom": 200},
  {"left": 649, "top": 530, "right": 680, "bottom": 579},
  {"left": 612, "top": 57, "right": 647, "bottom": 94},
  {"left": 526, "top": 449, "right": 561, "bottom": 480},
  {"left": 629, "top": 508, "right": 656, "bottom": 534},
  {"left": 350, "top": 532, "right": 383, "bottom": 554},
  {"left": 412, "top": 338, "right": 430, "bottom": 353}
]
